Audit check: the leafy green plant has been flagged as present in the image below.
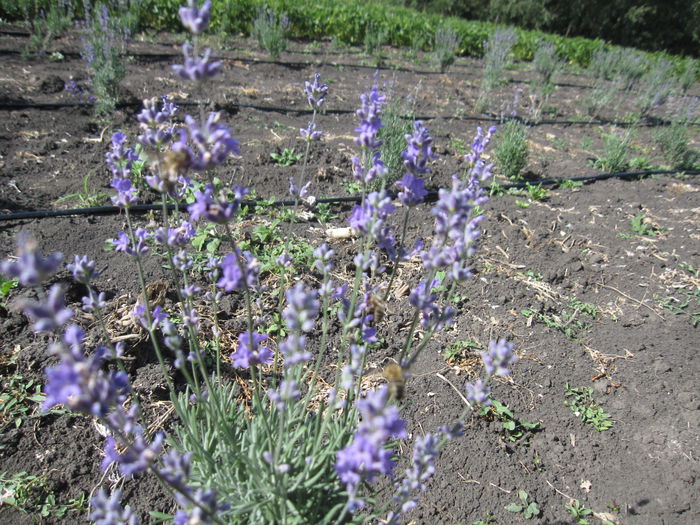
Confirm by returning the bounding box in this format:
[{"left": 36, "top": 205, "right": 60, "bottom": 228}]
[
  {"left": 594, "top": 129, "right": 631, "bottom": 173},
  {"left": 55, "top": 174, "right": 111, "bottom": 208},
  {"left": 252, "top": 3, "right": 290, "bottom": 59},
  {"left": 0, "top": 471, "right": 86, "bottom": 517},
  {"left": 655, "top": 263, "right": 700, "bottom": 326},
  {"left": 494, "top": 120, "right": 529, "bottom": 180},
  {"left": 443, "top": 340, "right": 482, "bottom": 364},
  {"left": 505, "top": 489, "right": 540, "bottom": 519},
  {"left": 564, "top": 383, "right": 614, "bottom": 431},
  {"left": 654, "top": 123, "right": 697, "bottom": 171},
  {"left": 630, "top": 214, "right": 665, "bottom": 236},
  {"left": 522, "top": 298, "right": 597, "bottom": 341},
  {"left": 481, "top": 400, "right": 540, "bottom": 443},
  {"left": 0, "top": 371, "right": 45, "bottom": 431},
  {"left": 364, "top": 20, "right": 388, "bottom": 65},
  {"left": 557, "top": 179, "right": 584, "bottom": 189},
  {"left": 566, "top": 499, "right": 594, "bottom": 524},
  {"left": 0, "top": 276, "right": 18, "bottom": 307},
  {"left": 314, "top": 202, "right": 337, "bottom": 224},
  {"left": 525, "top": 182, "right": 548, "bottom": 201},
  {"left": 270, "top": 148, "right": 303, "bottom": 166}
]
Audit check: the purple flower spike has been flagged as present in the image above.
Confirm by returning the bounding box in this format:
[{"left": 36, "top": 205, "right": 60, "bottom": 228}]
[
  {"left": 231, "top": 331, "right": 272, "bottom": 369},
  {"left": 395, "top": 173, "right": 427, "bottom": 206},
  {"left": 300, "top": 120, "right": 322, "bottom": 141},
  {"left": 304, "top": 72, "right": 328, "bottom": 109},
  {"left": 178, "top": 0, "right": 211, "bottom": 35},
  {"left": 401, "top": 121, "right": 436, "bottom": 176},
  {"left": 102, "top": 430, "right": 164, "bottom": 477},
  {"left": 172, "top": 44, "right": 221, "bottom": 81},
  {"left": 1, "top": 233, "right": 62, "bottom": 287},
  {"left": 481, "top": 338, "right": 517, "bottom": 377},
  {"left": 283, "top": 282, "right": 319, "bottom": 333},
  {"left": 21, "top": 284, "right": 73, "bottom": 333},
  {"left": 67, "top": 255, "right": 99, "bottom": 284},
  {"left": 465, "top": 378, "right": 492, "bottom": 406},
  {"left": 188, "top": 184, "right": 248, "bottom": 224},
  {"left": 336, "top": 386, "right": 407, "bottom": 509},
  {"left": 216, "top": 250, "right": 259, "bottom": 292},
  {"left": 175, "top": 113, "right": 239, "bottom": 171},
  {"left": 90, "top": 488, "right": 140, "bottom": 525}
]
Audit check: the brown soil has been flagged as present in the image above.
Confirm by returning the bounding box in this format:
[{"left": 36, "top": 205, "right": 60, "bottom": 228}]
[{"left": 0, "top": 25, "right": 699, "bottom": 525}]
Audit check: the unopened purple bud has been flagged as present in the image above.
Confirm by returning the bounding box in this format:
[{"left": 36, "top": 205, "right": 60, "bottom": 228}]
[
  {"left": 178, "top": 0, "right": 211, "bottom": 35},
  {"left": 465, "top": 378, "right": 492, "bottom": 406},
  {"left": 1, "top": 233, "right": 63, "bottom": 287},
  {"left": 481, "top": 338, "right": 516, "bottom": 377},
  {"left": 67, "top": 255, "right": 99, "bottom": 284}
]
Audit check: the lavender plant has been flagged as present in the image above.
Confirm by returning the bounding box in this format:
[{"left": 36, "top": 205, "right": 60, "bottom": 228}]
[
  {"left": 23, "top": 0, "right": 74, "bottom": 58},
  {"left": 637, "top": 58, "right": 677, "bottom": 117},
  {"left": 252, "top": 3, "right": 290, "bottom": 60},
  {"left": 494, "top": 119, "right": 529, "bottom": 180},
  {"left": 476, "top": 27, "right": 517, "bottom": 113},
  {"left": 430, "top": 24, "right": 460, "bottom": 73},
  {"left": 0, "top": 3, "right": 520, "bottom": 523},
  {"left": 80, "top": 2, "right": 132, "bottom": 115},
  {"left": 531, "top": 40, "right": 563, "bottom": 113}
]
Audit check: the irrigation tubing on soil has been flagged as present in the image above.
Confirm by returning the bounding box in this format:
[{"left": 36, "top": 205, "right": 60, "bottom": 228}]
[
  {"left": 1, "top": 98, "right": 695, "bottom": 129},
  {"left": 1, "top": 169, "right": 697, "bottom": 222}
]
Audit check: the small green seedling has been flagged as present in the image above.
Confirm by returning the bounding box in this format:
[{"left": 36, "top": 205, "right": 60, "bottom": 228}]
[
  {"left": 630, "top": 214, "right": 665, "bottom": 236},
  {"left": 270, "top": 148, "right": 303, "bottom": 166},
  {"left": 525, "top": 182, "right": 549, "bottom": 201},
  {"left": 557, "top": 179, "right": 583, "bottom": 189},
  {"left": 505, "top": 490, "right": 540, "bottom": 519},
  {"left": 443, "top": 340, "right": 482, "bottom": 364},
  {"left": 566, "top": 499, "right": 594, "bottom": 524},
  {"left": 0, "top": 276, "right": 18, "bottom": 307},
  {"left": 55, "top": 174, "right": 111, "bottom": 208},
  {"left": 481, "top": 400, "right": 540, "bottom": 442},
  {"left": 564, "top": 383, "right": 613, "bottom": 431}
]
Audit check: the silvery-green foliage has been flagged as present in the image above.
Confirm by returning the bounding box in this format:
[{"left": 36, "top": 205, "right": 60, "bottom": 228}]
[
  {"left": 494, "top": 120, "right": 528, "bottom": 180},
  {"left": 476, "top": 27, "right": 517, "bottom": 113},
  {"left": 252, "top": 4, "right": 290, "bottom": 60},
  {"left": 430, "top": 24, "right": 460, "bottom": 73}
]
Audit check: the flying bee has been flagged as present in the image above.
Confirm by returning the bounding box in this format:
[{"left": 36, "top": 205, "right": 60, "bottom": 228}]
[
  {"left": 161, "top": 149, "right": 190, "bottom": 178},
  {"left": 366, "top": 292, "right": 389, "bottom": 325},
  {"left": 382, "top": 362, "right": 406, "bottom": 401}
]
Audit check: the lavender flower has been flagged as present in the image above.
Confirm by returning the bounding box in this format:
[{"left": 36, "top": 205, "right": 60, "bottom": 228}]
[
  {"left": 231, "top": 331, "right": 272, "bottom": 369},
  {"left": 188, "top": 184, "right": 247, "bottom": 224},
  {"left": 174, "top": 487, "right": 228, "bottom": 525},
  {"left": 136, "top": 96, "right": 178, "bottom": 148},
  {"left": 354, "top": 88, "right": 386, "bottom": 149},
  {"left": 464, "top": 378, "right": 492, "bottom": 406},
  {"left": 481, "top": 338, "right": 517, "bottom": 377},
  {"left": 43, "top": 326, "right": 129, "bottom": 417},
  {"left": 216, "top": 250, "right": 259, "bottom": 292},
  {"left": 299, "top": 120, "right": 322, "bottom": 141},
  {"left": 336, "top": 386, "right": 407, "bottom": 510},
  {"left": 0, "top": 233, "right": 62, "bottom": 287},
  {"left": 349, "top": 190, "right": 396, "bottom": 259},
  {"left": 67, "top": 255, "right": 99, "bottom": 284},
  {"left": 21, "top": 284, "right": 73, "bottom": 333},
  {"left": 395, "top": 173, "right": 427, "bottom": 207},
  {"left": 178, "top": 0, "right": 211, "bottom": 35},
  {"left": 174, "top": 113, "right": 239, "bottom": 171},
  {"left": 401, "top": 121, "right": 436, "bottom": 176},
  {"left": 102, "top": 429, "right": 164, "bottom": 476},
  {"left": 282, "top": 282, "right": 319, "bottom": 333},
  {"left": 465, "top": 125, "right": 497, "bottom": 167},
  {"left": 312, "top": 243, "right": 334, "bottom": 274},
  {"left": 172, "top": 44, "right": 222, "bottom": 82},
  {"left": 304, "top": 72, "right": 328, "bottom": 109},
  {"left": 267, "top": 379, "right": 300, "bottom": 410},
  {"left": 90, "top": 488, "right": 140, "bottom": 525}
]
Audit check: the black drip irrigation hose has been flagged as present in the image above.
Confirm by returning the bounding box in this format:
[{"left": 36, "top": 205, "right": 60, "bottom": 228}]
[
  {"left": 1, "top": 98, "right": 695, "bottom": 129},
  {"left": 1, "top": 169, "right": 697, "bottom": 222}
]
